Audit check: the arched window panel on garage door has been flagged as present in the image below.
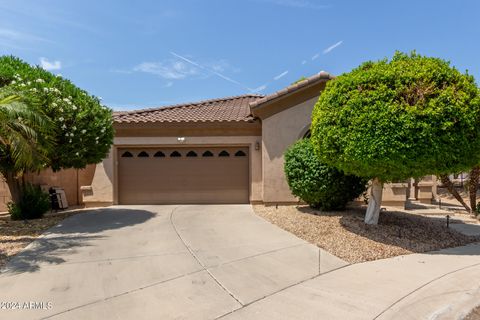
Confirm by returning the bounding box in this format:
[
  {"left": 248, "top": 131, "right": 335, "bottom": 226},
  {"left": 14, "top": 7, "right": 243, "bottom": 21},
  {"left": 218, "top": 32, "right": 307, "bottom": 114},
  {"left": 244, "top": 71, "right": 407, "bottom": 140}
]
[
  {"left": 202, "top": 150, "right": 214, "bottom": 157},
  {"left": 234, "top": 150, "right": 247, "bottom": 157},
  {"left": 137, "top": 151, "right": 149, "bottom": 157},
  {"left": 154, "top": 151, "right": 165, "bottom": 157},
  {"left": 170, "top": 151, "right": 182, "bottom": 157},
  {"left": 121, "top": 151, "right": 133, "bottom": 158},
  {"left": 218, "top": 150, "right": 230, "bottom": 157},
  {"left": 186, "top": 151, "right": 198, "bottom": 157}
]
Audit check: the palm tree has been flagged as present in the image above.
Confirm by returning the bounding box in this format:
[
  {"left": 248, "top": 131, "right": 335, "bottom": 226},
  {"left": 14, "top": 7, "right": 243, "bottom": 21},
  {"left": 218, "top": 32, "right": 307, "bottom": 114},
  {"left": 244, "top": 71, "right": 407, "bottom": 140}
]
[{"left": 0, "top": 93, "right": 53, "bottom": 203}]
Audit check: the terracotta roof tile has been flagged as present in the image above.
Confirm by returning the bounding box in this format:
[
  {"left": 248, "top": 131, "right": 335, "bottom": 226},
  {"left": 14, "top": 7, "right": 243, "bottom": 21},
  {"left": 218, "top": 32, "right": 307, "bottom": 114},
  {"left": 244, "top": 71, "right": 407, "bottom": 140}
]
[
  {"left": 113, "top": 94, "right": 263, "bottom": 124},
  {"left": 249, "top": 71, "right": 333, "bottom": 109}
]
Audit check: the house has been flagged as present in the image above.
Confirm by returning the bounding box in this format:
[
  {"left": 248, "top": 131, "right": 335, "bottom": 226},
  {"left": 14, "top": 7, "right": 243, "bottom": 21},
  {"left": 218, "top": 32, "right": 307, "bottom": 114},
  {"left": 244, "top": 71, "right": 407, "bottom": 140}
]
[{"left": 0, "top": 71, "right": 437, "bottom": 210}]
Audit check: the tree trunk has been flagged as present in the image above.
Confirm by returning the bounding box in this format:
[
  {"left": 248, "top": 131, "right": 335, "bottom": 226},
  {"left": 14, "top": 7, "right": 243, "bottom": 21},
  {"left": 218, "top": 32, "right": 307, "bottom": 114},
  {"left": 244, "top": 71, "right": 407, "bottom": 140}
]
[
  {"left": 4, "top": 172, "right": 21, "bottom": 204},
  {"left": 365, "top": 177, "right": 383, "bottom": 225},
  {"left": 469, "top": 166, "right": 480, "bottom": 215},
  {"left": 439, "top": 175, "right": 471, "bottom": 212}
]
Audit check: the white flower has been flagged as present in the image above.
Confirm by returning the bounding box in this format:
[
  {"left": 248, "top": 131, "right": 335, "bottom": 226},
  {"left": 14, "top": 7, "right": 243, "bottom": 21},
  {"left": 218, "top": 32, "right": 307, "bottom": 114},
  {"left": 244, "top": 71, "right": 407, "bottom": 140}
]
[
  {"left": 17, "top": 117, "right": 22, "bottom": 121},
  {"left": 69, "top": 139, "right": 72, "bottom": 143},
  {"left": 65, "top": 133, "right": 69, "bottom": 137},
  {"left": 61, "top": 124, "right": 67, "bottom": 129},
  {"left": 52, "top": 102, "right": 57, "bottom": 107},
  {"left": 70, "top": 132, "right": 74, "bottom": 137},
  {"left": 63, "top": 98, "right": 70, "bottom": 102},
  {"left": 81, "top": 129, "right": 86, "bottom": 134},
  {"left": 43, "top": 87, "right": 49, "bottom": 92},
  {"left": 20, "top": 83, "right": 26, "bottom": 87},
  {"left": 75, "top": 152, "right": 79, "bottom": 156},
  {"left": 100, "top": 128, "right": 105, "bottom": 133},
  {"left": 59, "top": 108, "right": 63, "bottom": 112},
  {"left": 72, "top": 126, "right": 76, "bottom": 131},
  {"left": 59, "top": 117, "right": 64, "bottom": 121},
  {"left": 11, "top": 80, "right": 16, "bottom": 85},
  {"left": 72, "top": 105, "right": 77, "bottom": 110},
  {"left": 35, "top": 79, "right": 44, "bottom": 83},
  {"left": 96, "top": 141, "right": 99, "bottom": 144},
  {"left": 30, "top": 88, "right": 37, "bottom": 92},
  {"left": 27, "top": 81, "right": 31, "bottom": 85}
]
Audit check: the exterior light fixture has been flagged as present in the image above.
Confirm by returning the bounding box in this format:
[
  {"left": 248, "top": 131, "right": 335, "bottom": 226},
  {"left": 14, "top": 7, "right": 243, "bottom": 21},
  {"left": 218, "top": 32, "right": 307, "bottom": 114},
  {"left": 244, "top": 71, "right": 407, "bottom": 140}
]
[
  {"left": 255, "top": 142, "right": 260, "bottom": 150},
  {"left": 177, "top": 137, "right": 186, "bottom": 143}
]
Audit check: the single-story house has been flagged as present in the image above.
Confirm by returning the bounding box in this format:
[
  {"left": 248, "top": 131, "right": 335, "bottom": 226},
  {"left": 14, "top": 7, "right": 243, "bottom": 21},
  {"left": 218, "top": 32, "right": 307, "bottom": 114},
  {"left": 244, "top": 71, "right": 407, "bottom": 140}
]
[{"left": 0, "top": 72, "right": 438, "bottom": 210}]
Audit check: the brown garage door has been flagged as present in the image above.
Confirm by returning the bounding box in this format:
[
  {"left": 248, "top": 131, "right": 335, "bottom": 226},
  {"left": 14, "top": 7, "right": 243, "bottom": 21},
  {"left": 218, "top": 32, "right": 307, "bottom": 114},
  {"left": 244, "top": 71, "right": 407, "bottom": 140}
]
[{"left": 118, "top": 147, "right": 249, "bottom": 204}]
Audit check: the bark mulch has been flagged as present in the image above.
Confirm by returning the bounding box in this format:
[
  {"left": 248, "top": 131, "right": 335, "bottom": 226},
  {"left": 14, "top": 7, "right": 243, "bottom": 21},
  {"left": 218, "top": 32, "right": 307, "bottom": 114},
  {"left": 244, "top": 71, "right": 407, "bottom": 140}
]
[
  {"left": 253, "top": 205, "right": 480, "bottom": 264},
  {"left": 0, "top": 211, "right": 79, "bottom": 269}
]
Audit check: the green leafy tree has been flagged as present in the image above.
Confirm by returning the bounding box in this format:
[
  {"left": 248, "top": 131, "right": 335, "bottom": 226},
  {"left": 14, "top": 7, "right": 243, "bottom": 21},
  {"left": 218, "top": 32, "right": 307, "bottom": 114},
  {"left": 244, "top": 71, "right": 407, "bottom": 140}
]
[
  {"left": 311, "top": 52, "right": 480, "bottom": 224},
  {"left": 0, "top": 56, "right": 114, "bottom": 171},
  {"left": 284, "top": 139, "right": 367, "bottom": 210},
  {"left": 0, "top": 93, "right": 52, "bottom": 203}
]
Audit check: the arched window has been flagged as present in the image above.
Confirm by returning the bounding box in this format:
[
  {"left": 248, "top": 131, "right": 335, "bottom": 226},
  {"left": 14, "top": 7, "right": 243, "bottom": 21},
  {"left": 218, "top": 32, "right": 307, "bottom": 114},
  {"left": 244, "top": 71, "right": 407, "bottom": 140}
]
[
  {"left": 137, "top": 151, "right": 149, "bottom": 157},
  {"left": 121, "top": 151, "right": 133, "bottom": 158},
  {"left": 202, "top": 150, "right": 214, "bottom": 157},
  {"left": 170, "top": 151, "right": 182, "bottom": 157},
  {"left": 234, "top": 150, "right": 246, "bottom": 157},
  {"left": 218, "top": 150, "right": 230, "bottom": 157},
  {"left": 154, "top": 151, "right": 165, "bottom": 157},
  {"left": 186, "top": 151, "right": 197, "bottom": 157}
]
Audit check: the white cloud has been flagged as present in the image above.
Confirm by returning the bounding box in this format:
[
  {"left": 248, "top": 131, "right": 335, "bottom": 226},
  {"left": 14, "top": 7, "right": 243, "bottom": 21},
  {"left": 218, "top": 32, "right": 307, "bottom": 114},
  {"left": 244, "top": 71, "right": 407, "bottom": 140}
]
[
  {"left": 251, "top": 84, "right": 268, "bottom": 92},
  {"left": 301, "top": 60, "right": 307, "bottom": 65},
  {"left": 261, "top": 0, "right": 330, "bottom": 9},
  {"left": 311, "top": 53, "right": 320, "bottom": 61},
  {"left": 164, "top": 81, "right": 173, "bottom": 88},
  {"left": 133, "top": 60, "right": 198, "bottom": 79},
  {"left": 39, "top": 57, "right": 62, "bottom": 70},
  {"left": 323, "top": 40, "right": 343, "bottom": 54},
  {"left": 273, "top": 70, "right": 289, "bottom": 80}
]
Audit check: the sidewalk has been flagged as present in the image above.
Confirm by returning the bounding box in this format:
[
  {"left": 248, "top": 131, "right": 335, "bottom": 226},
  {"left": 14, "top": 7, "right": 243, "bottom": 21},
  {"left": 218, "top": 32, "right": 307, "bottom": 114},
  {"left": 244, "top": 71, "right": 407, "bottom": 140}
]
[{"left": 222, "top": 243, "right": 480, "bottom": 320}]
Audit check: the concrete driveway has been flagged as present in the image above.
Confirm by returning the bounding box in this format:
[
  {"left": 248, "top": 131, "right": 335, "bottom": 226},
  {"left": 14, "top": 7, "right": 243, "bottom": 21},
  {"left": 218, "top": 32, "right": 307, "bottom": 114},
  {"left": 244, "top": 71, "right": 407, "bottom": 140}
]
[{"left": 0, "top": 205, "right": 347, "bottom": 320}]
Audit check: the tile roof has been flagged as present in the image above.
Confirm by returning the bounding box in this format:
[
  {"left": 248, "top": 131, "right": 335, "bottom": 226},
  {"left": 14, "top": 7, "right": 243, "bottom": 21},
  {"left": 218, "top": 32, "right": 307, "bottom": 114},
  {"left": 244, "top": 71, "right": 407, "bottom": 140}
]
[
  {"left": 249, "top": 71, "right": 333, "bottom": 109},
  {"left": 114, "top": 94, "right": 263, "bottom": 123}
]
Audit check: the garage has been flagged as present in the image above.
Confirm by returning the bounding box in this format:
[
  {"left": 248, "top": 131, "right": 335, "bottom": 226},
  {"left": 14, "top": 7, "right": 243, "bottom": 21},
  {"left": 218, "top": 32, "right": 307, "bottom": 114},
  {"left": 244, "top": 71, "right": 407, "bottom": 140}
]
[{"left": 117, "top": 147, "right": 249, "bottom": 204}]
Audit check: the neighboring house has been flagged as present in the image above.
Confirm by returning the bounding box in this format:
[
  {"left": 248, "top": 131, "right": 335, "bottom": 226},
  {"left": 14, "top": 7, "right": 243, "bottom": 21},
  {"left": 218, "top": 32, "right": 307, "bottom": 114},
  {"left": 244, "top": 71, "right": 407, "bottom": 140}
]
[{"left": 0, "top": 72, "right": 437, "bottom": 210}]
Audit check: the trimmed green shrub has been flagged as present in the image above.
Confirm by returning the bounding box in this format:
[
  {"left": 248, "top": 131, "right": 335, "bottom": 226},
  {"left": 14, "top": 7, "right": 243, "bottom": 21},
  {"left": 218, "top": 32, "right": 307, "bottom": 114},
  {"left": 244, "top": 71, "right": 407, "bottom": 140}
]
[
  {"left": 284, "top": 139, "right": 367, "bottom": 210},
  {"left": 8, "top": 183, "right": 50, "bottom": 220}
]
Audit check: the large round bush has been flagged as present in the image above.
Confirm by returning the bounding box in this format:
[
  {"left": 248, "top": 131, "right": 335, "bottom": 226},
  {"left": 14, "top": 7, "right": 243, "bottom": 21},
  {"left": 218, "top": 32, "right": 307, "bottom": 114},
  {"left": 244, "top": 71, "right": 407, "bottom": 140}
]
[{"left": 284, "top": 139, "right": 367, "bottom": 210}]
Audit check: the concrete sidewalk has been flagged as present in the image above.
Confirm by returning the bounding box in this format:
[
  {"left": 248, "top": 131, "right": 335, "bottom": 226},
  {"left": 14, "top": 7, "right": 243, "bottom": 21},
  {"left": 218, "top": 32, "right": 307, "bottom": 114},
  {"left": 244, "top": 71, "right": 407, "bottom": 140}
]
[{"left": 222, "top": 243, "right": 480, "bottom": 320}]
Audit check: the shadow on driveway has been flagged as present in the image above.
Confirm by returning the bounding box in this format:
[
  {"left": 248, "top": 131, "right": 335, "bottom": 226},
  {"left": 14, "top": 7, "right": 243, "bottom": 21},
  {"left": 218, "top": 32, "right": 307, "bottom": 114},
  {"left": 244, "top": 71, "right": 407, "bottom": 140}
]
[{"left": 2, "top": 207, "right": 155, "bottom": 274}]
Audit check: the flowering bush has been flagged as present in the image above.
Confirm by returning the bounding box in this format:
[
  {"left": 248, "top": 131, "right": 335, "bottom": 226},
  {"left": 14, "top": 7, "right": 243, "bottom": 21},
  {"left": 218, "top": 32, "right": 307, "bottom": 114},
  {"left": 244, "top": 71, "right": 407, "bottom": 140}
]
[{"left": 0, "top": 56, "right": 113, "bottom": 170}]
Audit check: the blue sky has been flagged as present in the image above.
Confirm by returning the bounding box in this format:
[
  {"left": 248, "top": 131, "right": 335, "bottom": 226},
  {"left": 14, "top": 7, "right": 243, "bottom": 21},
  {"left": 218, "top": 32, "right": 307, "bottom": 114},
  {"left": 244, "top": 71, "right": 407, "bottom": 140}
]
[{"left": 0, "top": 0, "right": 479, "bottom": 110}]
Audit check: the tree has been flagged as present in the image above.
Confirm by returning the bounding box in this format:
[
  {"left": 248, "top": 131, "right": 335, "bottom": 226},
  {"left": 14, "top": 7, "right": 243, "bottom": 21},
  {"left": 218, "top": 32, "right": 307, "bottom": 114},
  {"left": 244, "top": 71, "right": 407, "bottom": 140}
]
[
  {"left": 0, "top": 56, "right": 114, "bottom": 171},
  {"left": 0, "top": 93, "right": 52, "bottom": 203},
  {"left": 284, "top": 139, "right": 367, "bottom": 210},
  {"left": 311, "top": 52, "right": 480, "bottom": 224}
]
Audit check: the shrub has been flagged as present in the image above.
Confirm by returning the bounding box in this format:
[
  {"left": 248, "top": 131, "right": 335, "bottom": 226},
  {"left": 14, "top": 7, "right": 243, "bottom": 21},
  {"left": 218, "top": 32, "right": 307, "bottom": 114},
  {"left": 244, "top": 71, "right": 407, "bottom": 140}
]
[
  {"left": 284, "top": 139, "right": 367, "bottom": 210},
  {"left": 8, "top": 183, "right": 51, "bottom": 220}
]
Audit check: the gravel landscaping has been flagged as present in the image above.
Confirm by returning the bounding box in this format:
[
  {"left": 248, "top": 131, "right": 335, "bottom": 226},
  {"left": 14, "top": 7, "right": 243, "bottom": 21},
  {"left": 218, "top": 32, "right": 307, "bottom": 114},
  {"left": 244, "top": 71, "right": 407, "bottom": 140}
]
[
  {"left": 253, "top": 205, "right": 480, "bottom": 263},
  {"left": 0, "top": 211, "right": 79, "bottom": 269}
]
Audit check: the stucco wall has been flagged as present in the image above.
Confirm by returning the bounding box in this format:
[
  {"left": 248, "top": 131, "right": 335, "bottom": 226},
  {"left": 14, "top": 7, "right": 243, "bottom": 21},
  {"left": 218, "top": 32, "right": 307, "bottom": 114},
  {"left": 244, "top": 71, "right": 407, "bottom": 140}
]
[
  {"left": 0, "top": 165, "right": 95, "bottom": 212},
  {"left": 262, "top": 96, "right": 318, "bottom": 203},
  {"left": 84, "top": 136, "right": 263, "bottom": 205}
]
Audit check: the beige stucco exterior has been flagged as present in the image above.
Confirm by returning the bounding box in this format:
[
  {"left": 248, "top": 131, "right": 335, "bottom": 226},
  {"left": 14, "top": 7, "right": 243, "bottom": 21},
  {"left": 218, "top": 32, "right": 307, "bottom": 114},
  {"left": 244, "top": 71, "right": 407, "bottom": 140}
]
[{"left": 261, "top": 96, "right": 318, "bottom": 204}]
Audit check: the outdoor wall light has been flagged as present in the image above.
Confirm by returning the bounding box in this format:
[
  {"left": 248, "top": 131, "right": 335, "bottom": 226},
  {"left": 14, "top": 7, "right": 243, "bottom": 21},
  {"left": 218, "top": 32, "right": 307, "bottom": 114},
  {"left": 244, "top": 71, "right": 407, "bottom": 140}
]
[
  {"left": 177, "top": 137, "right": 186, "bottom": 143},
  {"left": 255, "top": 141, "right": 260, "bottom": 150}
]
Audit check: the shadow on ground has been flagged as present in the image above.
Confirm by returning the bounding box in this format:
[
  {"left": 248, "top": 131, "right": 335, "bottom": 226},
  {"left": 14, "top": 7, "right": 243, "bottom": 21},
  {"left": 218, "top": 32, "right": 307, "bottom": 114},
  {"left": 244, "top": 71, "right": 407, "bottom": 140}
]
[{"left": 2, "top": 207, "right": 155, "bottom": 274}]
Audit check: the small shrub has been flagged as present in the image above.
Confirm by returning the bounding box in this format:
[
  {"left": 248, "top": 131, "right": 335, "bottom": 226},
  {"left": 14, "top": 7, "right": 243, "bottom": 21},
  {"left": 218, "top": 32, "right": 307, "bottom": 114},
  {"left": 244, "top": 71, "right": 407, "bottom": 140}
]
[
  {"left": 284, "top": 139, "right": 368, "bottom": 210},
  {"left": 8, "top": 183, "right": 51, "bottom": 220}
]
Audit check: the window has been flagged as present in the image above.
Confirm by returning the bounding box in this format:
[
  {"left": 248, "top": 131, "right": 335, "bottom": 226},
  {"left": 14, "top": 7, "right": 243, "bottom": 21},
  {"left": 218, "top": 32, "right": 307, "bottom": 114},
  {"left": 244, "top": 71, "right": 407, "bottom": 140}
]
[
  {"left": 186, "top": 151, "right": 197, "bottom": 157},
  {"left": 170, "top": 151, "right": 182, "bottom": 157},
  {"left": 121, "top": 151, "right": 133, "bottom": 158},
  {"left": 138, "top": 151, "right": 149, "bottom": 157},
  {"left": 234, "top": 150, "right": 246, "bottom": 157},
  {"left": 218, "top": 150, "right": 230, "bottom": 157},
  {"left": 154, "top": 151, "right": 165, "bottom": 157},
  {"left": 202, "top": 150, "right": 214, "bottom": 157}
]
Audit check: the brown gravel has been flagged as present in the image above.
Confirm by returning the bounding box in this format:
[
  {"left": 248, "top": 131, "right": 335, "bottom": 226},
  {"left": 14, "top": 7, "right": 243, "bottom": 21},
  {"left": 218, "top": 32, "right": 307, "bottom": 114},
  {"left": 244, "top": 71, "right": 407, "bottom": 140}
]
[
  {"left": 0, "top": 211, "right": 79, "bottom": 268},
  {"left": 253, "top": 205, "right": 479, "bottom": 263},
  {"left": 465, "top": 305, "right": 480, "bottom": 320}
]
